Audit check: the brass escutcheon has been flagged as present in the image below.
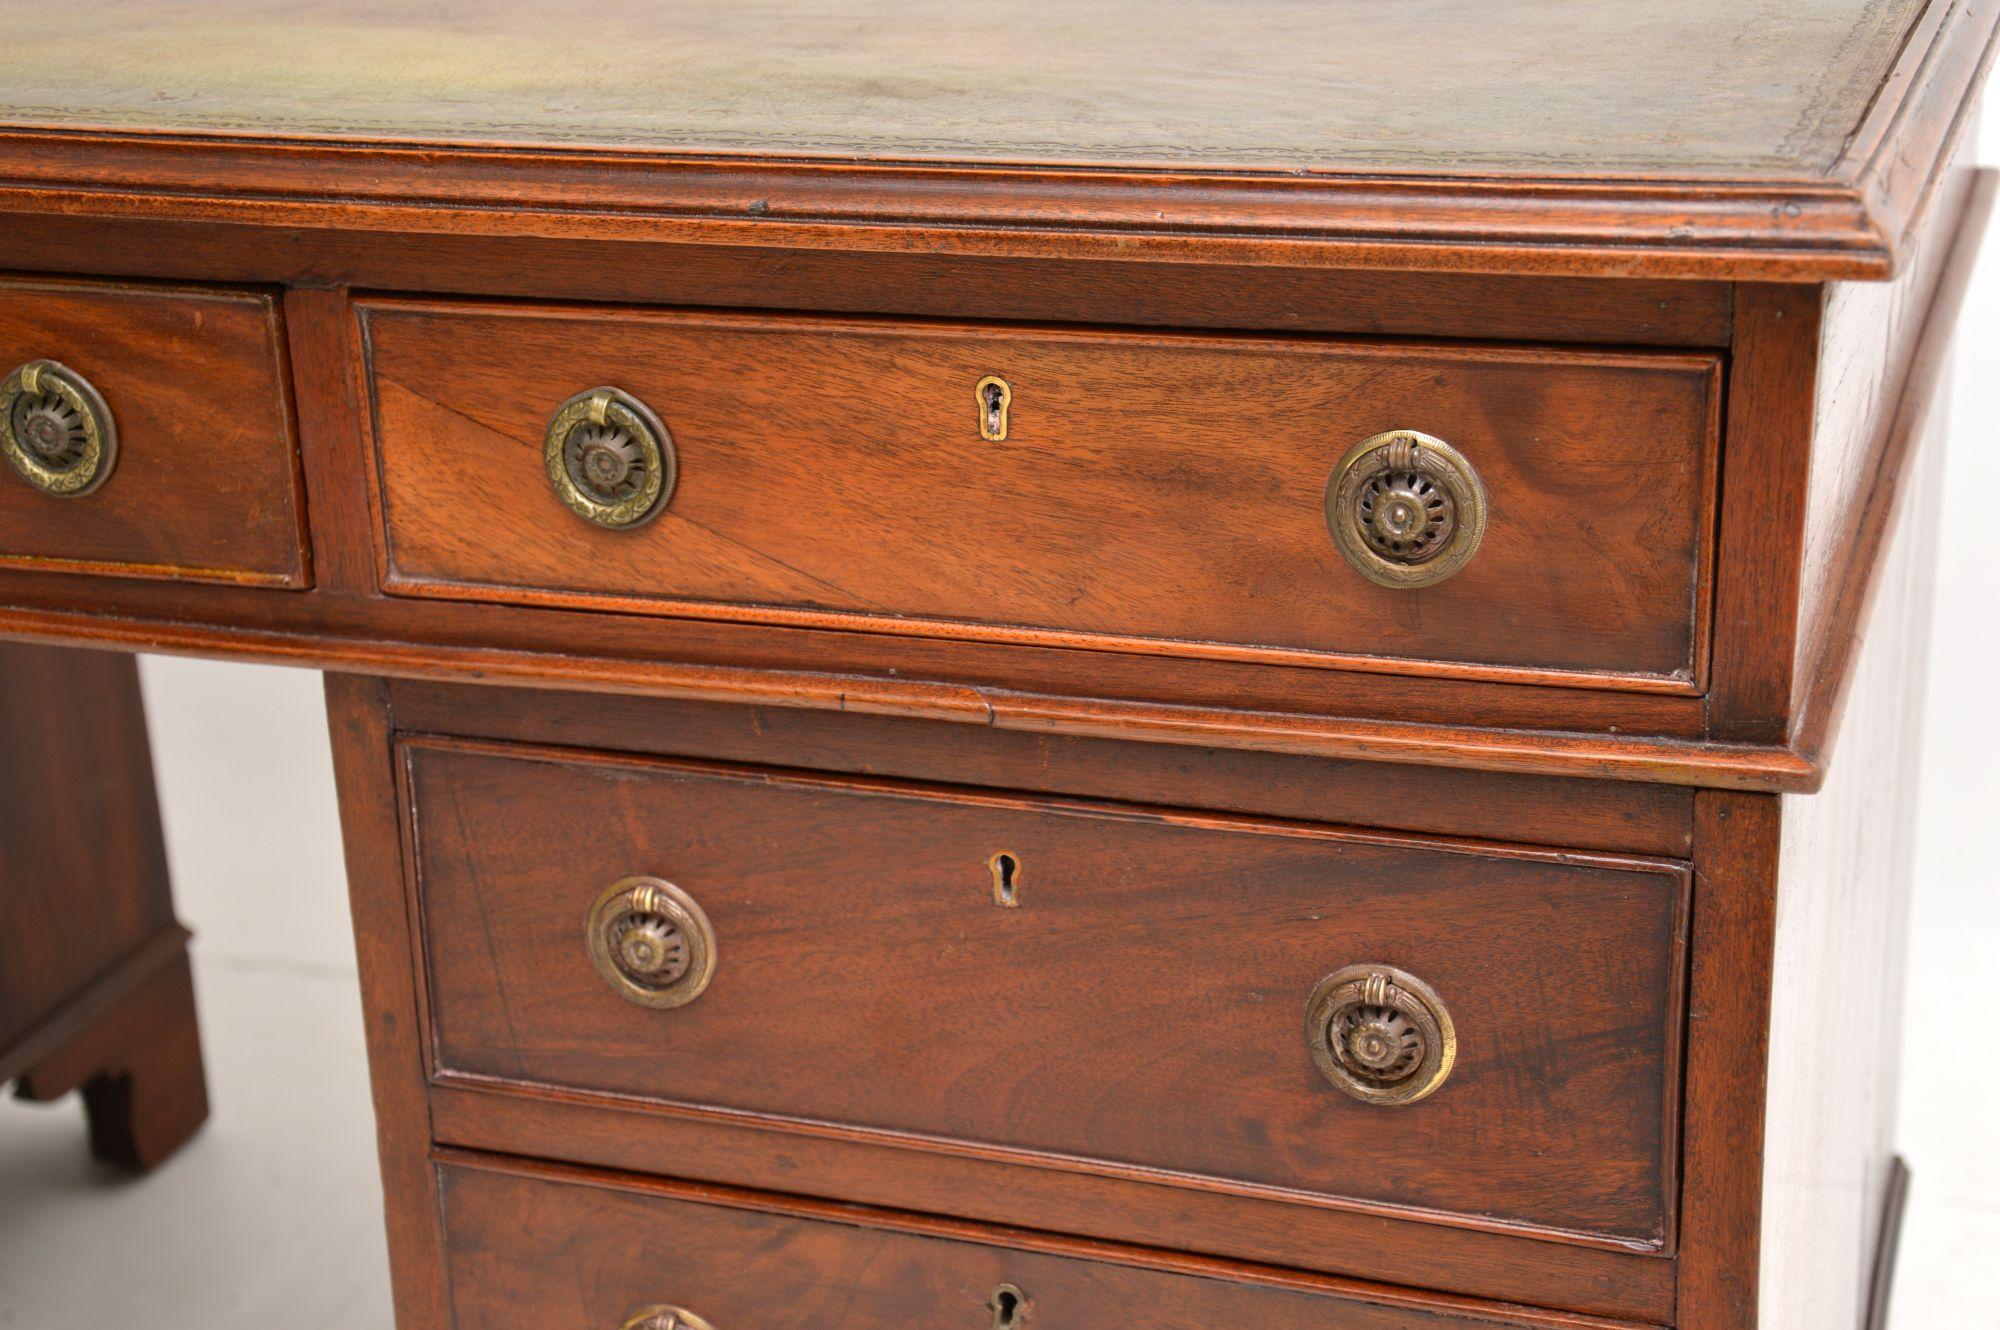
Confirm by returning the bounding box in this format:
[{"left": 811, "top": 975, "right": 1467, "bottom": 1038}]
[
  {"left": 586, "top": 876, "right": 717, "bottom": 1009},
  {"left": 1, "top": 359, "right": 118, "bottom": 497},
  {"left": 988, "top": 850, "right": 1024, "bottom": 908},
  {"left": 1305, "top": 963, "right": 1456, "bottom": 1106},
  {"left": 989, "top": 1283, "right": 1028, "bottom": 1329},
  {"left": 975, "top": 375, "right": 1012, "bottom": 441},
  {"left": 622, "top": 1305, "right": 718, "bottom": 1330},
  {"left": 544, "top": 385, "right": 677, "bottom": 529},
  {"left": 1324, "top": 430, "right": 1486, "bottom": 588}
]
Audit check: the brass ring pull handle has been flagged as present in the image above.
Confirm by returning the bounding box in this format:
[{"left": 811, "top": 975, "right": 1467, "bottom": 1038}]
[
  {"left": 622, "top": 1305, "right": 717, "bottom": 1330},
  {"left": 1, "top": 359, "right": 118, "bottom": 497},
  {"left": 1305, "top": 964, "right": 1456, "bottom": 1106},
  {"left": 586, "top": 876, "right": 717, "bottom": 1009},
  {"left": 545, "top": 386, "right": 677, "bottom": 529},
  {"left": 1324, "top": 430, "right": 1486, "bottom": 588}
]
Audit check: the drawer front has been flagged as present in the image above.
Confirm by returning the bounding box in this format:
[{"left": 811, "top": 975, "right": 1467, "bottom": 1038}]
[
  {"left": 0, "top": 279, "right": 306, "bottom": 586},
  {"left": 409, "top": 740, "right": 1689, "bottom": 1246},
  {"left": 364, "top": 300, "right": 1720, "bottom": 688},
  {"left": 440, "top": 1157, "right": 1621, "bottom": 1330}
]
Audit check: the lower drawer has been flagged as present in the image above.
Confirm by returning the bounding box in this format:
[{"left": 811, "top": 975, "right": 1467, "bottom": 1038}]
[
  {"left": 438, "top": 1154, "right": 1632, "bottom": 1330},
  {"left": 407, "top": 737, "right": 1690, "bottom": 1248}
]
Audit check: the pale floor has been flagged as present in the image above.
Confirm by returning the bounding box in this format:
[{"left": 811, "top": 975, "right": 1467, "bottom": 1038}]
[{"left": 4, "top": 164, "right": 2000, "bottom": 1330}]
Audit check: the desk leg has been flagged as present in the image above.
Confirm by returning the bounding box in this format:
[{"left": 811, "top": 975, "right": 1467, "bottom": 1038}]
[{"left": 0, "top": 641, "right": 208, "bottom": 1170}]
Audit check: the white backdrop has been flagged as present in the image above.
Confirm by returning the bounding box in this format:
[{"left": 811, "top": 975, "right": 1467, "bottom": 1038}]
[{"left": 2, "top": 97, "right": 1994, "bottom": 1330}]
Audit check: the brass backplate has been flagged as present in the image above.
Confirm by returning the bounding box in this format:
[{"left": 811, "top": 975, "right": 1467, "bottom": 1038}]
[
  {"left": 586, "top": 876, "right": 717, "bottom": 1009},
  {"left": 1, "top": 359, "right": 118, "bottom": 498},
  {"left": 622, "top": 1304, "right": 718, "bottom": 1330},
  {"left": 544, "top": 385, "right": 676, "bottom": 529},
  {"left": 1324, "top": 429, "right": 1487, "bottom": 589},
  {"left": 1305, "top": 963, "right": 1456, "bottom": 1106}
]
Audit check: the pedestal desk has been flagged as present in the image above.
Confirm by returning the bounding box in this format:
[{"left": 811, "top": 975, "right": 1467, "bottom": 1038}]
[{"left": 0, "top": 4, "right": 1994, "bottom": 1328}]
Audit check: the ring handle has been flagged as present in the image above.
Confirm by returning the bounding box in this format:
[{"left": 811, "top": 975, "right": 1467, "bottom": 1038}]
[
  {"left": 586, "top": 876, "right": 717, "bottom": 1009},
  {"left": 1, "top": 359, "right": 118, "bottom": 497},
  {"left": 544, "top": 386, "right": 676, "bottom": 529},
  {"left": 1324, "top": 430, "right": 1486, "bottom": 588},
  {"left": 1305, "top": 964, "right": 1456, "bottom": 1106}
]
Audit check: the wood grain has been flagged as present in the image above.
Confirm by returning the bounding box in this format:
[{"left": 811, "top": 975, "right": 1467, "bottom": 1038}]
[
  {"left": 0, "top": 12, "right": 1984, "bottom": 1326},
  {"left": 0, "top": 276, "right": 309, "bottom": 586},
  {"left": 0, "top": 643, "right": 176, "bottom": 1043},
  {"left": 436, "top": 1152, "right": 1652, "bottom": 1330},
  {"left": 12, "top": 944, "right": 207, "bottom": 1171},
  {"left": 384, "top": 679, "right": 1698, "bottom": 858},
  {"left": 429, "top": 1084, "right": 1675, "bottom": 1322},
  {"left": 0, "top": 205, "right": 1980, "bottom": 792},
  {"left": 323, "top": 674, "right": 450, "bottom": 1330},
  {"left": 0, "top": 1, "right": 1989, "bottom": 280},
  {"left": 0, "top": 135, "right": 1911, "bottom": 281},
  {"left": 0, "top": 0, "right": 1922, "bottom": 174},
  {"left": 1756, "top": 361, "right": 1948, "bottom": 1329},
  {"left": 285, "top": 286, "right": 385, "bottom": 595},
  {"left": 0, "top": 219, "right": 1740, "bottom": 348},
  {"left": 407, "top": 738, "right": 1688, "bottom": 1247},
  {"left": 0, "top": 580, "right": 1826, "bottom": 791},
  {"left": 1846, "top": 0, "right": 2000, "bottom": 260},
  {"left": 0, "top": 640, "right": 205, "bottom": 1169},
  {"left": 387, "top": 680, "right": 1690, "bottom": 1320},
  {"left": 1705, "top": 284, "right": 1825, "bottom": 742},
  {"left": 365, "top": 300, "right": 1721, "bottom": 687},
  {"left": 1674, "top": 791, "right": 1783, "bottom": 1330},
  {"left": 1796, "top": 148, "right": 1976, "bottom": 721},
  {"left": 1795, "top": 167, "right": 1994, "bottom": 769},
  {"left": 1674, "top": 383, "right": 1951, "bottom": 1330}
]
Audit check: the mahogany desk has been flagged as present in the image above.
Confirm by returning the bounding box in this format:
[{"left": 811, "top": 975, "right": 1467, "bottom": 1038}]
[{"left": 0, "top": 3, "right": 1993, "bottom": 1327}]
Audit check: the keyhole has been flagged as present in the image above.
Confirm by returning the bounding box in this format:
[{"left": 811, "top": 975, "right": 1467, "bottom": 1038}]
[
  {"left": 989, "top": 851, "right": 1022, "bottom": 908},
  {"left": 989, "top": 1284, "right": 1026, "bottom": 1328},
  {"left": 975, "top": 375, "right": 1011, "bottom": 441}
]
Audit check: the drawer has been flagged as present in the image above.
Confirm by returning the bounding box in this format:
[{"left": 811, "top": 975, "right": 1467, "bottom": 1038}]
[
  {"left": 408, "top": 739, "right": 1690, "bottom": 1248},
  {"left": 363, "top": 300, "right": 1721, "bottom": 690},
  {"left": 0, "top": 278, "right": 306, "bottom": 586},
  {"left": 440, "top": 1155, "right": 1632, "bottom": 1330}
]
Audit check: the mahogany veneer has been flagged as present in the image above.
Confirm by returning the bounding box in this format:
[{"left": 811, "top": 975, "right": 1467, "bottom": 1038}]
[
  {"left": 362, "top": 300, "right": 1722, "bottom": 687},
  {"left": 437, "top": 1153, "right": 1646, "bottom": 1330},
  {"left": 0, "top": 3, "right": 1993, "bottom": 1328},
  {"left": 0, "top": 641, "right": 207, "bottom": 1170},
  {"left": 407, "top": 739, "right": 1688, "bottom": 1247},
  {"left": 0, "top": 278, "right": 306, "bottom": 587}
]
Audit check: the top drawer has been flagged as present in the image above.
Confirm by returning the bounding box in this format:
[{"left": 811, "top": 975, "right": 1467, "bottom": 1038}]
[
  {"left": 362, "top": 300, "right": 1720, "bottom": 689},
  {"left": 0, "top": 278, "right": 307, "bottom": 587}
]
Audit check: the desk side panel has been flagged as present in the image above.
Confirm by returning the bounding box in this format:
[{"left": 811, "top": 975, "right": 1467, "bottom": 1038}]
[{"left": 1758, "top": 377, "right": 1946, "bottom": 1330}]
